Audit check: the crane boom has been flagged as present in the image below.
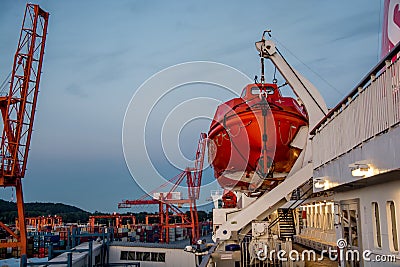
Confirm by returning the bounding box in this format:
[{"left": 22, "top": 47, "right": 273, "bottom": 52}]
[
  {"left": 118, "top": 133, "right": 207, "bottom": 244},
  {"left": 255, "top": 34, "right": 328, "bottom": 129},
  {"left": 188, "top": 132, "right": 207, "bottom": 200},
  {"left": 0, "top": 4, "right": 48, "bottom": 182},
  {"left": 0, "top": 4, "right": 49, "bottom": 256}
]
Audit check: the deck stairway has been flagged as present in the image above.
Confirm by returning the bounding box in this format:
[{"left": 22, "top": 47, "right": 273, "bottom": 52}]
[
  {"left": 213, "top": 163, "right": 313, "bottom": 241},
  {"left": 268, "top": 208, "right": 296, "bottom": 240},
  {"left": 277, "top": 208, "right": 296, "bottom": 239}
]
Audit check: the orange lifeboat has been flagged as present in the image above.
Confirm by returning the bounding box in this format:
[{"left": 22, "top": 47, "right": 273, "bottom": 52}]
[{"left": 208, "top": 83, "right": 308, "bottom": 194}]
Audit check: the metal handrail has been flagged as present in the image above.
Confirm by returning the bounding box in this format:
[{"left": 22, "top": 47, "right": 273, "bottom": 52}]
[
  {"left": 311, "top": 41, "right": 400, "bottom": 135},
  {"left": 20, "top": 253, "right": 72, "bottom": 266},
  {"left": 198, "top": 243, "right": 218, "bottom": 267}
]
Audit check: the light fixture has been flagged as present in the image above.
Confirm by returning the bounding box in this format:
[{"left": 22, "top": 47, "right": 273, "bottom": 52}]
[
  {"left": 349, "top": 161, "right": 374, "bottom": 177},
  {"left": 314, "top": 179, "right": 326, "bottom": 189},
  {"left": 314, "top": 176, "right": 330, "bottom": 189},
  {"left": 351, "top": 164, "right": 369, "bottom": 177},
  {"left": 313, "top": 176, "right": 338, "bottom": 190}
]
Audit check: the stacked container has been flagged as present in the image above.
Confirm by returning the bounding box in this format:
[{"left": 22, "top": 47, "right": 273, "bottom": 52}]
[
  {"left": 175, "top": 226, "right": 183, "bottom": 241},
  {"left": 168, "top": 227, "right": 175, "bottom": 242}
]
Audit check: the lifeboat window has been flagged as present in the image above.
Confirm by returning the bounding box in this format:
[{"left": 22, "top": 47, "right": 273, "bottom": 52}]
[
  {"left": 241, "top": 88, "right": 246, "bottom": 98},
  {"left": 251, "top": 86, "right": 275, "bottom": 95}
]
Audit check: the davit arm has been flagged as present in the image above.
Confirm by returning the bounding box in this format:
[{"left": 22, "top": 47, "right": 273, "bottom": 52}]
[
  {"left": 255, "top": 36, "right": 328, "bottom": 128},
  {"left": 213, "top": 35, "right": 328, "bottom": 242}
]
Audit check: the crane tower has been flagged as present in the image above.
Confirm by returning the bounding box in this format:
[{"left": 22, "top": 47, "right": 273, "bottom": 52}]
[{"left": 0, "top": 4, "right": 49, "bottom": 256}]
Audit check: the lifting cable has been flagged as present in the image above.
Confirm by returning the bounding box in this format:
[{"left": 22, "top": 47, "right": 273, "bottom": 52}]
[
  {"left": 275, "top": 47, "right": 327, "bottom": 117},
  {"left": 223, "top": 108, "right": 272, "bottom": 180},
  {"left": 273, "top": 37, "right": 344, "bottom": 97}
]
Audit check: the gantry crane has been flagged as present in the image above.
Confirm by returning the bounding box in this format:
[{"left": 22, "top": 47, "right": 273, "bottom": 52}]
[
  {"left": 0, "top": 4, "right": 49, "bottom": 256},
  {"left": 89, "top": 214, "right": 136, "bottom": 229},
  {"left": 119, "top": 133, "right": 207, "bottom": 244}
]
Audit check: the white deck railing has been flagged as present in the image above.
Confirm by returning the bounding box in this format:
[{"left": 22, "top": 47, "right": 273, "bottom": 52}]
[{"left": 311, "top": 45, "right": 400, "bottom": 168}]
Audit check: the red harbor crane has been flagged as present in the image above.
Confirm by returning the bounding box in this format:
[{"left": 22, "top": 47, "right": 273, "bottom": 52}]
[
  {"left": 0, "top": 4, "right": 49, "bottom": 256},
  {"left": 119, "top": 133, "right": 207, "bottom": 244},
  {"left": 89, "top": 214, "right": 136, "bottom": 229}
]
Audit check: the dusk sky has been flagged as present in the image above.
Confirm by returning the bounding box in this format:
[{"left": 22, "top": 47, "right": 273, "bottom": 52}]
[{"left": 0, "top": 1, "right": 382, "bottom": 212}]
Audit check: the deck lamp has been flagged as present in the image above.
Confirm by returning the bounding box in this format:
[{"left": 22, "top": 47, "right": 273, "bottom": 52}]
[
  {"left": 314, "top": 177, "right": 328, "bottom": 189},
  {"left": 349, "top": 161, "right": 372, "bottom": 177},
  {"left": 351, "top": 165, "right": 370, "bottom": 177}
]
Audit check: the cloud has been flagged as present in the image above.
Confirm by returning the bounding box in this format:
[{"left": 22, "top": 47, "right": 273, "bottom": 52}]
[
  {"left": 65, "top": 83, "right": 88, "bottom": 98},
  {"left": 0, "top": 0, "right": 383, "bottom": 212},
  {"left": 314, "top": 8, "right": 380, "bottom": 43}
]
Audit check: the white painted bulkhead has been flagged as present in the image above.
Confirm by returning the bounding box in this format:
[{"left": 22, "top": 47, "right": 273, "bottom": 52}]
[
  {"left": 307, "top": 51, "right": 400, "bottom": 266},
  {"left": 333, "top": 177, "right": 400, "bottom": 266}
]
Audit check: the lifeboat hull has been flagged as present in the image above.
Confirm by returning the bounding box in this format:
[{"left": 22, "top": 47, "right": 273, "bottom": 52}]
[{"left": 208, "top": 83, "right": 308, "bottom": 193}]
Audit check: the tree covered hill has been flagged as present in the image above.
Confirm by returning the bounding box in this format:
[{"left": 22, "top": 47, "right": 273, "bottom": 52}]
[
  {"left": 0, "top": 199, "right": 213, "bottom": 225},
  {"left": 0, "top": 199, "right": 90, "bottom": 224}
]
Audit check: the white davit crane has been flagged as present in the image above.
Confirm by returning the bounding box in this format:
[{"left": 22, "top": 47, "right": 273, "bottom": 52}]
[{"left": 213, "top": 31, "right": 328, "bottom": 242}]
